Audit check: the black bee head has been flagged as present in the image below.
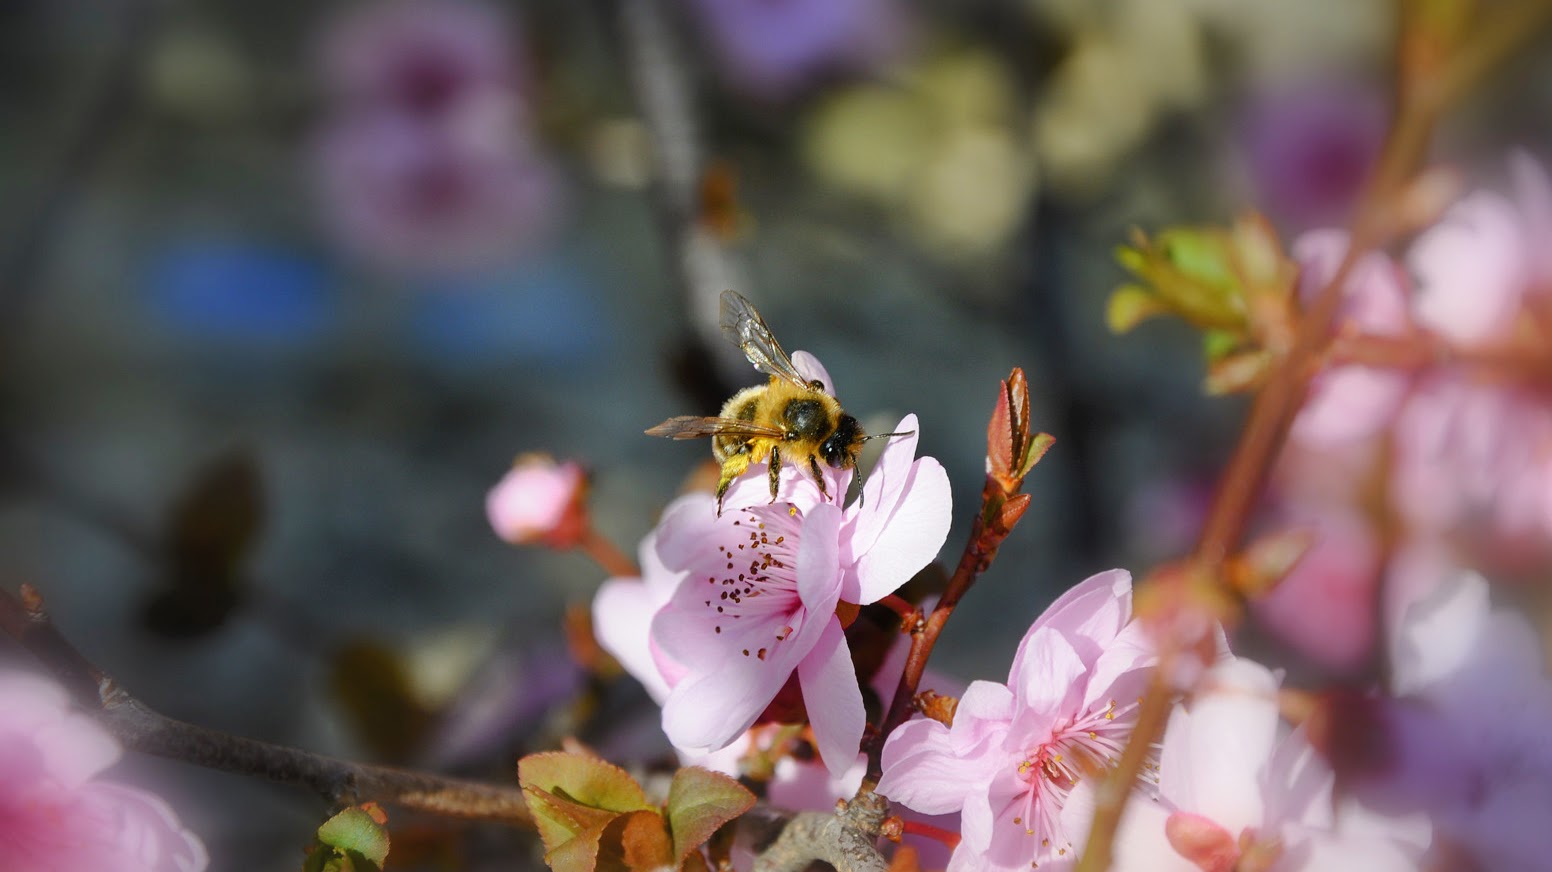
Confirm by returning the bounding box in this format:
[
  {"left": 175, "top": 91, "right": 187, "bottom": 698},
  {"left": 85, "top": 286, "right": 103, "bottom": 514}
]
[{"left": 820, "top": 414, "right": 863, "bottom": 468}]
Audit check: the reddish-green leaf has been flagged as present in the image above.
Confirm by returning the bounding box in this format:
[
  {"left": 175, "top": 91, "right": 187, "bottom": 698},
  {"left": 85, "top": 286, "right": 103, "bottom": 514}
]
[
  {"left": 619, "top": 809, "right": 673, "bottom": 871},
  {"left": 665, "top": 766, "right": 756, "bottom": 864},
  {"left": 520, "top": 752, "right": 652, "bottom": 813},
  {"left": 520, "top": 752, "right": 653, "bottom": 865}
]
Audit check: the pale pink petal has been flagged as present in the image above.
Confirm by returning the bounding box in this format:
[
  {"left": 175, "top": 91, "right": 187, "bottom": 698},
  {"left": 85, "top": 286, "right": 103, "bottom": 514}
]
[
  {"left": 85, "top": 783, "right": 210, "bottom": 872},
  {"left": 660, "top": 646, "right": 805, "bottom": 754},
  {"left": 796, "top": 503, "right": 845, "bottom": 609},
  {"left": 592, "top": 578, "right": 674, "bottom": 703},
  {"left": 1008, "top": 626, "right": 1084, "bottom": 740},
  {"left": 1388, "top": 565, "right": 1489, "bottom": 695},
  {"left": 799, "top": 620, "right": 867, "bottom": 776},
  {"left": 1409, "top": 189, "right": 1527, "bottom": 344},
  {"left": 843, "top": 415, "right": 925, "bottom": 563},
  {"left": 1164, "top": 658, "right": 1278, "bottom": 833},
  {"left": 791, "top": 349, "right": 837, "bottom": 396},
  {"left": 845, "top": 457, "right": 950, "bottom": 603},
  {"left": 1077, "top": 784, "right": 1196, "bottom": 872},
  {"left": 1011, "top": 569, "right": 1132, "bottom": 681},
  {"left": 876, "top": 684, "right": 1012, "bottom": 814}
]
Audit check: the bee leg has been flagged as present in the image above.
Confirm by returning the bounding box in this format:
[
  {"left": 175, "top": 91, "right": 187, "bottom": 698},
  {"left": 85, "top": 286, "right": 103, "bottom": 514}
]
[
  {"left": 767, "top": 445, "right": 782, "bottom": 503},
  {"left": 808, "top": 454, "right": 829, "bottom": 501},
  {"left": 715, "top": 452, "right": 753, "bottom": 517}
]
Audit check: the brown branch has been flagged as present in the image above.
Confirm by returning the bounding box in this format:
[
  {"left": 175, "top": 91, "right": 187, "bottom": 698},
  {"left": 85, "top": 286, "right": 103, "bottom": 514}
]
[
  {"left": 1, "top": 585, "right": 532, "bottom": 827},
  {"left": 750, "top": 790, "right": 890, "bottom": 872}
]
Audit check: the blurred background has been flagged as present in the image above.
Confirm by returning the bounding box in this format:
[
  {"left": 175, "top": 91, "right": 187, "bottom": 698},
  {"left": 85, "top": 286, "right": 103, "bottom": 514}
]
[{"left": 1, "top": 0, "right": 1550, "bottom": 868}]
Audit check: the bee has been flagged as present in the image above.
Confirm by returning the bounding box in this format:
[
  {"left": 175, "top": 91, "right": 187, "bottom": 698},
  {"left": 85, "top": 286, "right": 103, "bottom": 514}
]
[{"left": 647, "top": 290, "right": 908, "bottom": 511}]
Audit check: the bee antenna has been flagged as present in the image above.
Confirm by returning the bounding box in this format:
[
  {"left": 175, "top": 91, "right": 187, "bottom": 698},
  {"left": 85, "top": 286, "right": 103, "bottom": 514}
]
[{"left": 861, "top": 430, "right": 915, "bottom": 443}]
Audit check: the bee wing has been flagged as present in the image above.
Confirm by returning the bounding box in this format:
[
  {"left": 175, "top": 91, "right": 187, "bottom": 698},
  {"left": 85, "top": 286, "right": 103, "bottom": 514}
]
[
  {"left": 645, "top": 416, "right": 786, "bottom": 440},
  {"left": 719, "top": 290, "right": 813, "bottom": 389}
]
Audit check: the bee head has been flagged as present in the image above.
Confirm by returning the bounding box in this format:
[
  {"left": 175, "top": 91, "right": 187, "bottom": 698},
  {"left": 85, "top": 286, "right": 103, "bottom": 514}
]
[{"left": 820, "top": 414, "right": 863, "bottom": 468}]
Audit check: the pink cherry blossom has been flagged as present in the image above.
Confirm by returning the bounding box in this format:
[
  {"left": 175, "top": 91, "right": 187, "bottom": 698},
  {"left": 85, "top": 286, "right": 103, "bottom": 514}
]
[
  {"left": 486, "top": 454, "right": 587, "bottom": 547},
  {"left": 1288, "top": 229, "right": 1413, "bottom": 447},
  {"left": 0, "top": 670, "right": 208, "bottom": 872},
  {"left": 1080, "top": 658, "right": 1428, "bottom": 872},
  {"left": 650, "top": 408, "right": 948, "bottom": 776},
  {"left": 1341, "top": 564, "right": 1552, "bottom": 869},
  {"left": 1408, "top": 152, "right": 1552, "bottom": 346},
  {"left": 875, "top": 569, "right": 1156, "bottom": 871},
  {"left": 1389, "top": 372, "right": 1552, "bottom": 549}
]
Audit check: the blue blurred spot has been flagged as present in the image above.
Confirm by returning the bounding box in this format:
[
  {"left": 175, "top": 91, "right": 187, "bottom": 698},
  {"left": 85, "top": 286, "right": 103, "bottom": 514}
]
[
  {"left": 145, "top": 242, "right": 335, "bottom": 344},
  {"left": 408, "top": 261, "right": 604, "bottom": 368}
]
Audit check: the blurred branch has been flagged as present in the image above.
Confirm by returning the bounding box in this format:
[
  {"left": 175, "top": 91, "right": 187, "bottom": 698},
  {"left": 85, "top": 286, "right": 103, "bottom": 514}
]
[
  {"left": 0, "top": 0, "right": 163, "bottom": 339},
  {"left": 1075, "top": 4, "right": 1552, "bottom": 871},
  {"left": 0, "top": 584, "right": 533, "bottom": 827},
  {"left": 610, "top": 0, "right": 747, "bottom": 394}
]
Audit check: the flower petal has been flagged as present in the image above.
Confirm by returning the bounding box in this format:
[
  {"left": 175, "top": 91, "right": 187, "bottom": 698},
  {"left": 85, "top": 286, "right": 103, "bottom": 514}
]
[
  {"left": 799, "top": 620, "right": 867, "bottom": 776},
  {"left": 1162, "top": 658, "right": 1278, "bottom": 833},
  {"left": 792, "top": 350, "right": 837, "bottom": 397},
  {"left": 1010, "top": 569, "right": 1133, "bottom": 682},
  {"left": 593, "top": 578, "right": 673, "bottom": 704}
]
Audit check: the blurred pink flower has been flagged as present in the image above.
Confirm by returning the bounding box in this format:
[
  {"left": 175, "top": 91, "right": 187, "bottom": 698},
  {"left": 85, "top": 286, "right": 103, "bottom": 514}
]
[
  {"left": 1389, "top": 373, "right": 1552, "bottom": 547},
  {"left": 1249, "top": 507, "right": 1380, "bottom": 675},
  {"left": 0, "top": 671, "right": 208, "bottom": 872},
  {"left": 649, "top": 408, "right": 949, "bottom": 776},
  {"left": 486, "top": 454, "right": 587, "bottom": 547},
  {"left": 318, "top": 0, "right": 521, "bottom": 113},
  {"left": 1339, "top": 565, "right": 1552, "bottom": 869},
  {"left": 312, "top": 0, "right": 563, "bottom": 273},
  {"left": 1240, "top": 79, "right": 1386, "bottom": 228},
  {"left": 876, "top": 569, "right": 1155, "bottom": 871},
  {"left": 1409, "top": 153, "right": 1552, "bottom": 346},
  {"left": 1084, "top": 658, "right": 1428, "bottom": 872},
  {"left": 683, "top": 0, "right": 908, "bottom": 101},
  {"left": 1288, "top": 229, "right": 1413, "bottom": 447}
]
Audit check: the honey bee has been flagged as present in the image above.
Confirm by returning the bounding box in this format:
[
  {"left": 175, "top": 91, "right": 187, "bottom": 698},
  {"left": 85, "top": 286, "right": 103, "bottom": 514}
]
[{"left": 647, "top": 290, "right": 908, "bottom": 511}]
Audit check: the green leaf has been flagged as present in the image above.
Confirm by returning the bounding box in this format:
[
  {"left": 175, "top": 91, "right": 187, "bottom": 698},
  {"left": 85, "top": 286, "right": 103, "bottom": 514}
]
[
  {"left": 302, "top": 805, "right": 389, "bottom": 872},
  {"left": 317, "top": 808, "right": 390, "bottom": 865},
  {"left": 520, "top": 752, "right": 655, "bottom": 867},
  {"left": 1203, "top": 349, "right": 1272, "bottom": 395},
  {"left": 543, "top": 815, "right": 617, "bottom": 872},
  {"left": 1106, "top": 285, "right": 1167, "bottom": 334},
  {"left": 523, "top": 783, "right": 624, "bottom": 858},
  {"left": 519, "top": 752, "right": 653, "bottom": 814},
  {"left": 665, "top": 766, "right": 756, "bottom": 864}
]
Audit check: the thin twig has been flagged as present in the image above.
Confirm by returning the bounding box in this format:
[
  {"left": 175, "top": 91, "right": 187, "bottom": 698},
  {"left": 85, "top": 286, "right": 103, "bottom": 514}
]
[
  {"left": 1, "top": 585, "right": 532, "bottom": 827},
  {"left": 863, "top": 477, "right": 1008, "bottom": 787}
]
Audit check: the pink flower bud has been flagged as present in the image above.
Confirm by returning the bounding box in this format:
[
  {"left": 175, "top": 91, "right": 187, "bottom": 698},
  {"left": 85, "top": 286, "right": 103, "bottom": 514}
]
[{"left": 486, "top": 454, "right": 587, "bottom": 548}]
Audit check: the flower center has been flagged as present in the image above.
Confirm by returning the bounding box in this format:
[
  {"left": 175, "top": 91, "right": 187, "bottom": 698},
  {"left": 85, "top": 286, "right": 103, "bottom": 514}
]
[
  {"left": 701, "top": 506, "right": 805, "bottom": 661},
  {"left": 1007, "top": 697, "right": 1146, "bottom": 868}
]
